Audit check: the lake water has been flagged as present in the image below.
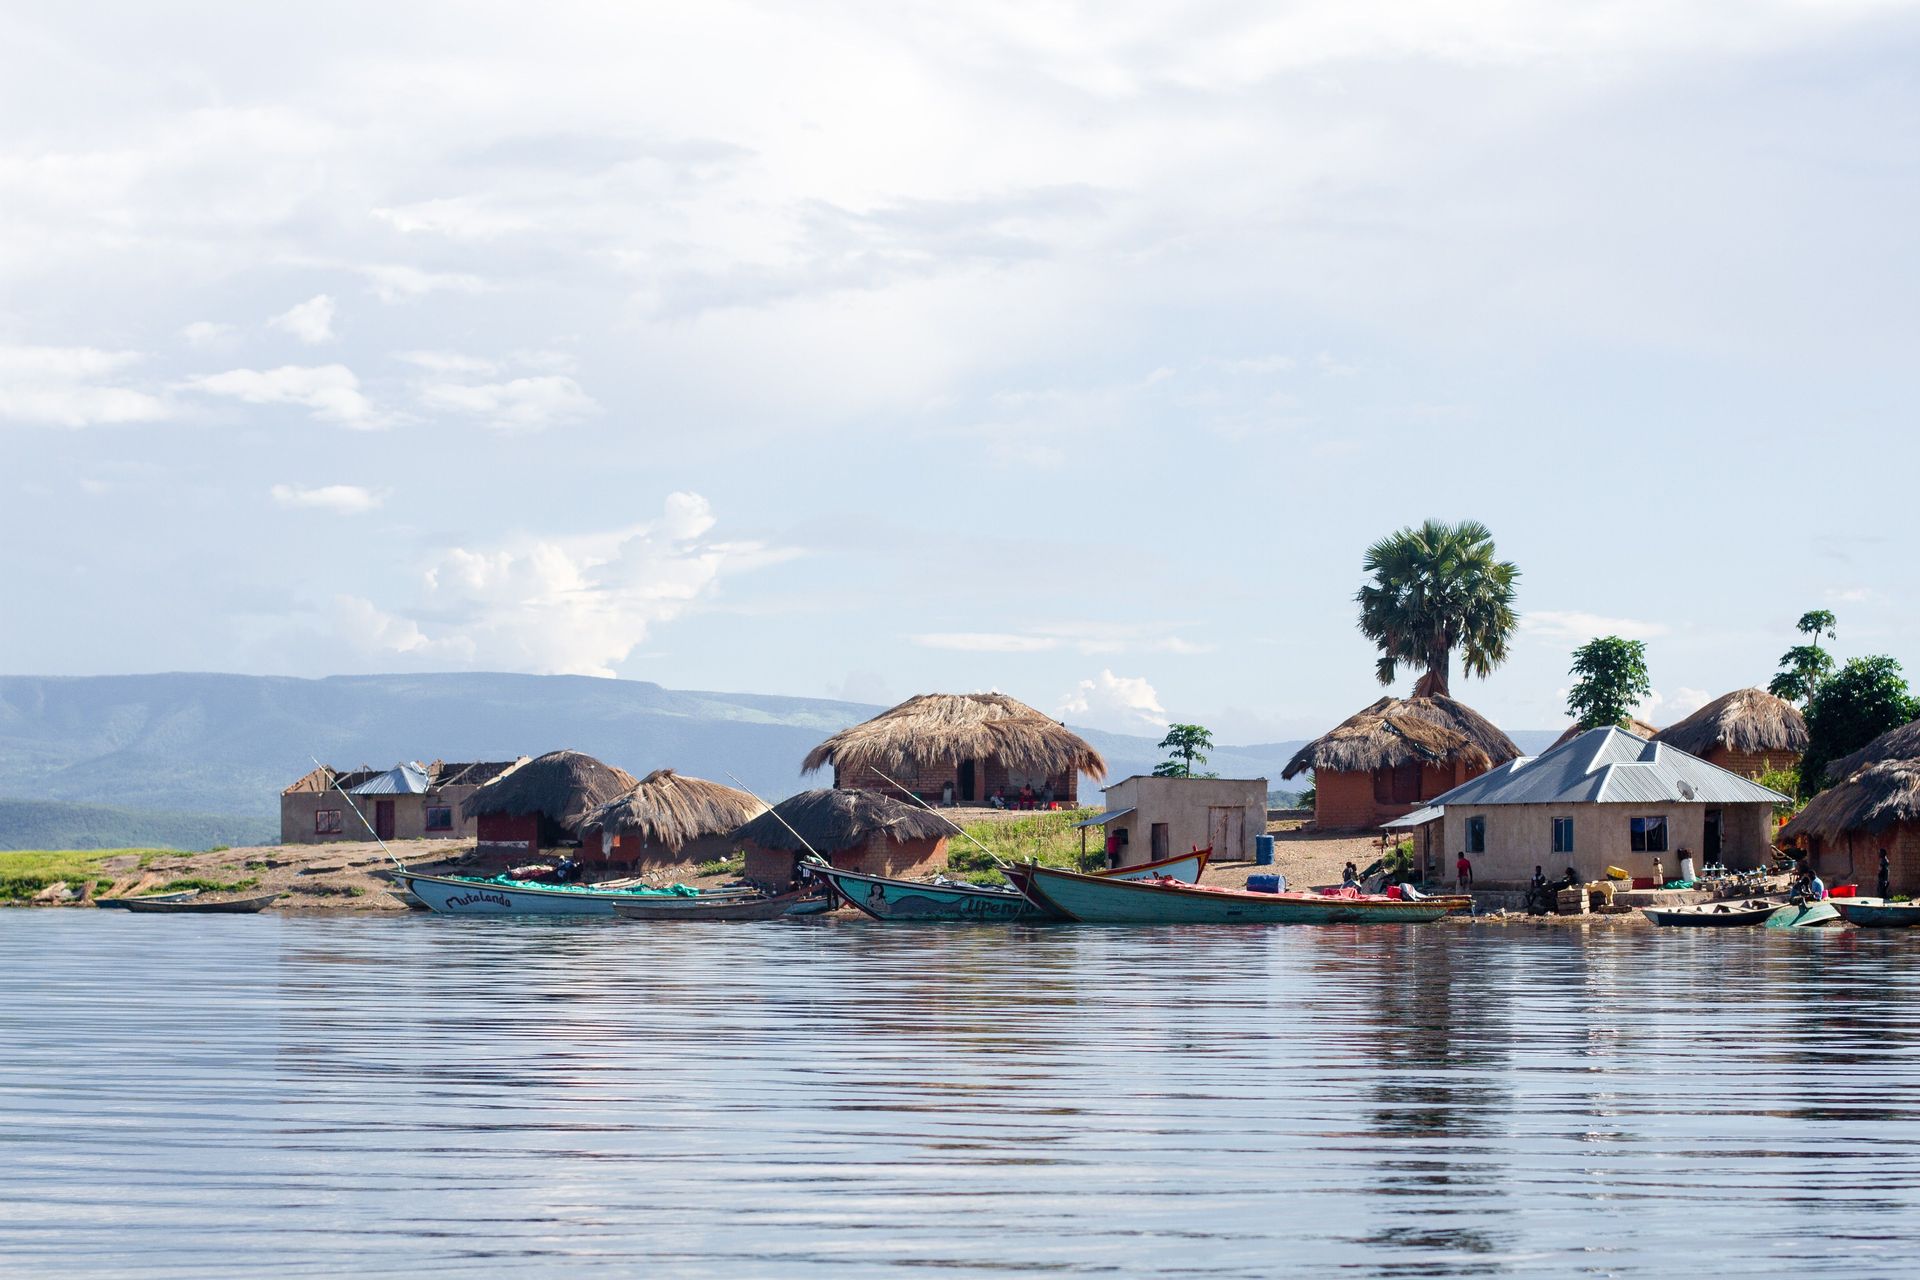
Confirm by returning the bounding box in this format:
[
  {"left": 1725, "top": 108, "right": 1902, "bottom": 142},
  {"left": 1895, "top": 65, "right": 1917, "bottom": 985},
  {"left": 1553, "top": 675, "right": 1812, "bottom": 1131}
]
[{"left": 5, "top": 914, "right": 1920, "bottom": 1278}]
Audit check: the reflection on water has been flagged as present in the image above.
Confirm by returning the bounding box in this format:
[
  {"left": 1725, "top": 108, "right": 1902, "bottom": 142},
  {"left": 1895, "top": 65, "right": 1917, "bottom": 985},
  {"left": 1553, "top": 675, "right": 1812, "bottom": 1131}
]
[{"left": 6, "top": 915, "right": 1920, "bottom": 1277}]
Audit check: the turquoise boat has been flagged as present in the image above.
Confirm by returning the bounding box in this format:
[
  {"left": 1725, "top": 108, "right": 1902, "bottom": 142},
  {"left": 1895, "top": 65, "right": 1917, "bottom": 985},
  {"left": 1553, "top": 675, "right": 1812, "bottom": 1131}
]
[
  {"left": 1765, "top": 900, "right": 1843, "bottom": 929},
  {"left": 810, "top": 848, "right": 1211, "bottom": 923},
  {"left": 1014, "top": 864, "right": 1452, "bottom": 925},
  {"left": 398, "top": 871, "right": 755, "bottom": 917},
  {"left": 1833, "top": 899, "right": 1920, "bottom": 928}
]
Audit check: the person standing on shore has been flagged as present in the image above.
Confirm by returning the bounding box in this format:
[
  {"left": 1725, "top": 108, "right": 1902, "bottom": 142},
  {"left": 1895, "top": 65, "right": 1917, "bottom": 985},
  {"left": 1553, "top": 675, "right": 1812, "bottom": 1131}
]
[
  {"left": 1879, "top": 850, "right": 1893, "bottom": 900},
  {"left": 1456, "top": 852, "right": 1472, "bottom": 888}
]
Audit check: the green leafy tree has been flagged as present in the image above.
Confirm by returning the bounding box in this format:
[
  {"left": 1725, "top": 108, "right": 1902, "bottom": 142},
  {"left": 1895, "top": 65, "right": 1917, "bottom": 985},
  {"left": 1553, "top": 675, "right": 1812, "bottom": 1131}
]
[
  {"left": 1800, "top": 655, "right": 1919, "bottom": 793},
  {"left": 1153, "top": 724, "right": 1216, "bottom": 778},
  {"left": 1565, "top": 637, "right": 1653, "bottom": 730},
  {"left": 1768, "top": 610, "right": 1839, "bottom": 704},
  {"left": 1355, "top": 519, "right": 1520, "bottom": 697}
]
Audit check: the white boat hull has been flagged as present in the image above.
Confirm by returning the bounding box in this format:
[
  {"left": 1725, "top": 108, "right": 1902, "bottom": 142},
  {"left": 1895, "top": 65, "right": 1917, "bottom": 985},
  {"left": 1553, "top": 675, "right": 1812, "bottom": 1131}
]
[{"left": 399, "top": 873, "right": 747, "bottom": 917}]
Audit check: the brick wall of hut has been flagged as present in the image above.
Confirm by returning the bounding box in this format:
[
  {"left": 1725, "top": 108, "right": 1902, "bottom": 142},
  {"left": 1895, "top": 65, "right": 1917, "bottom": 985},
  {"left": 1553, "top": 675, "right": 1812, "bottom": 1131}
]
[
  {"left": 744, "top": 832, "right": 950, "bottom": 887},
  {"left": 1811, "top": 820, "right": 1920, "bottom": 895},
  {"left": 476, "top": 812, "right": 541, "bottom": 859},
  {"left": 586, "top": 830, "right": 741, "bottom": 869},
  {"left": 835, "top": 759, "right": 1078, "bottom": 806},
  {"left": 1314, "top": 760, "right": 1479, "bottom": 831},
  {"left": 1700, "top": 746, "right": 1801, "bottom": 779}
]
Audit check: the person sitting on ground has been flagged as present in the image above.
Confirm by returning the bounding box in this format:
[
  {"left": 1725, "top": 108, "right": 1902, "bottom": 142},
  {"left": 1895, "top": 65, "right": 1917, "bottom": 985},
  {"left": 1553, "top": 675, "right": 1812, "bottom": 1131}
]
[
  {"left": 989, "top": 787, "right": 1007, "bottom": 810},
  {"left": 941, "top": 781, "right": 956, "bottom": 807},
  {"left": 1018, "top": 784, "right": 1036, "bottom": 810},
  {"left": 1341, "top": 865, "right": 1360, "bottom": 891},
  {"left": 1531, "top": 866, "right": 1547, "bottom": 892},
  {"left": 1561, "top": 866, "right": 1581, "bottom": 890}
]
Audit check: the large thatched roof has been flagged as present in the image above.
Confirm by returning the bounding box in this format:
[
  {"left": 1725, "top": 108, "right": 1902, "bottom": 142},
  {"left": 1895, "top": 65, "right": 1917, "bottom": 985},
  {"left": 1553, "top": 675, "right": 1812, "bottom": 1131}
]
[
  {"left": 803, "top": 693, "right": 1106, "bottom": 780},
  {"left": 579, "top": 769, "right": 767, "bottom": 852},
  {"left": 1551, "top": 717, "right": 1660, "bottom": 751},
  {"left": 1780, "top": 759, "right": 1920, "bottom": 844},
  {"left": 460, "top": 750, "right": 639, "bottom": 832},
  {"left": 1282, "top": 695, "right": 1520, "bottom": 780},
  {"left": 1826, "top": 718, "right": 1920, "bottom": 784},
  {"left": 731, "top": 788, "right": 955, "bottom": 855},
  {"left": 1651, "top": 688, "right": 1808, "bottom": 758}
]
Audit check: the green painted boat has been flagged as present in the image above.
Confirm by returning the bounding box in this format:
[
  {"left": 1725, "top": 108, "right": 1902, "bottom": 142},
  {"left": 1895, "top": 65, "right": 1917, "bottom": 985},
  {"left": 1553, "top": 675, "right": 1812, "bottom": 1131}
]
[
  {"left": 1765, "top": 900, "right": 1843, "bottom": 929},
  {"left": 811, "top": 848, "right": 1212, "bottom": 923},
  {"left": 1016, "top": 864, "right": 1451, "bottom": 925},
  {"left": 1833, "top": 899, "right": 1920, "bottom": 928}
]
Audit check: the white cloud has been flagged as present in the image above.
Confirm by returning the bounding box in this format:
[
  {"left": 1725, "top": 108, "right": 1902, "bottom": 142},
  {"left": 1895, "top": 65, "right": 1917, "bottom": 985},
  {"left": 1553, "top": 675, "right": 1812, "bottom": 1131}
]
[
  {"left": 1523, "top": 610, "right": 1671, "bottom": 643},
  {"left": 180, "top": 321, "right": 238, "bottom": 349},
  {"left": 0, "top": 344, "right": 169, "bottom": 427},
  {"left": 267, "top": 294, "right": 336, "bottom": 344},
  {"left": 394, "top": 350, "right": 500, "bottom": 376},
  {"left": 355, "top": 264, "right": 490, "bottom": 304},
  {"left": 372, "top": 197, "right": 532, "bottom": 240},
  {"left": 1059, "top": 669, "right": 1170, "bottom": 733},
  {"left": 184, "top": 364, "right": 382, "bottom": 428},
  {"left": 341, "top": 492, "right": 786, "bottom": 675},
  {"left": 916, "top": 632, "right": 1060, "bottom": 653},
  {"left": 415, "top": 374, "right": 597, "bottom": 430},
  {"left": 270, "top": 483, "right": 383, "bottom": 514},
  {"left": 912, "top": 624, "right": 1211, "bottom": 655},
  {"left": 1638, "top": 685, "right": 1712, "bottom": 726}
]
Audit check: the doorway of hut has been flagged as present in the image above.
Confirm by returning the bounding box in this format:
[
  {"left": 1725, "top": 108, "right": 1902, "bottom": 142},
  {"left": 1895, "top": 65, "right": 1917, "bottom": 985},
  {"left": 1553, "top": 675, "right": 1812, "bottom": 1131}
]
[
  {"left": 1704, "top": 809, "right": 1722, "bottom": 862},
  {"left": 1208, "top": 806, "right": 1244, "bottom": 862},
  {"left": 374, "top": 800, "right": 396, "bottom": 842},
  {"left": 958, "top": 760, "right": 977, "bottom": 803}
]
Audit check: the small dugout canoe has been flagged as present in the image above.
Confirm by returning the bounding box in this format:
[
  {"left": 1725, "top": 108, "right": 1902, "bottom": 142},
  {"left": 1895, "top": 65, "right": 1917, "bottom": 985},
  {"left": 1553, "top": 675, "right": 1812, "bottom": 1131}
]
[
  {"left": 397, "top": 872, "right": 756, "bottom": 917},
  {"left": 1643, "top": 899, "right": 1779, "bottom": 928},
  {"left": 95, "top": 890, "right": 201, "bottom": 910},
  {"left": 611, "top": 889, "right": 811, "bottom": 922},
  {"left": 120, "top": 892, "right": 282, "bottom": 915}
]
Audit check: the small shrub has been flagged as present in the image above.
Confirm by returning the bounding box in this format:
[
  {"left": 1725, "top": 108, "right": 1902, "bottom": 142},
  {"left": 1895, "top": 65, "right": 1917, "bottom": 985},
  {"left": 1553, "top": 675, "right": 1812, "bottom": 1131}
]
[{"left": 696, "top": 853, "right": 745, "bottom": 877}]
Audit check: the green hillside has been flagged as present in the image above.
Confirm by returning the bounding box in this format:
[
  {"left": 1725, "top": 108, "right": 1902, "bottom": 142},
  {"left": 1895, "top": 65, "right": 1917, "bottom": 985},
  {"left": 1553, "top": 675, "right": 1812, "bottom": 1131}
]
[{"left": 0, "top": 799, "right": 275, "bottom": 852}]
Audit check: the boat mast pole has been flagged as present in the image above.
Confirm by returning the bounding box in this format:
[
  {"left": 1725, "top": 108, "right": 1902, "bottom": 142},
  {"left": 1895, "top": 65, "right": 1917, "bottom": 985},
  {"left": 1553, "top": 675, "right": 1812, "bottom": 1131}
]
[
  {"left": 724, "top": 772, "right": 830, "bottom": 864},
  {"left": 870, "top": 767, "right": 1009, "bottom": 869},
  {"left": 314, "top": 755, "right": 403, "bottom": 870}
]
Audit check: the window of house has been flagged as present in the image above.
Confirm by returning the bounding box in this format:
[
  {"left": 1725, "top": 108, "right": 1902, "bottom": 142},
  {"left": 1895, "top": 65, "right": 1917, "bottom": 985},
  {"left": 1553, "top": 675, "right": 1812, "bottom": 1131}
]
[
  {"left": 1552, "top": 817, "right": 1574, "bottom": 854},
  {"left": 425, "top": 805, "right": 453, "bottom": 832},
  {"left": 1465, "top": 815, "right": 1486, "bottom": 854},
  {"left": 315, "top": 809, "right": 343, "bottom": 835},
  {"left": 1631, "top": 816, "right": 1668, "bottom": 853}
]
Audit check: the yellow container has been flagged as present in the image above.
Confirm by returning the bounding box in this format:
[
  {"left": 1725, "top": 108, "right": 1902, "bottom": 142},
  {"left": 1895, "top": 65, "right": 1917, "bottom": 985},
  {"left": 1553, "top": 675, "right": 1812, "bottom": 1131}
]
[{"left": 1605, "top": 865, "right": 1629, "bottom": 881}]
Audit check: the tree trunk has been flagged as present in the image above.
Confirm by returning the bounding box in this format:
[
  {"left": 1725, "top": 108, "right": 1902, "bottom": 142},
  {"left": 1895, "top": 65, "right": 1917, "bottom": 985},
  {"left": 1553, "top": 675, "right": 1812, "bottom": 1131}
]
[{"left": 1414, "top": 651, "right": 1451, "bottom": 699}]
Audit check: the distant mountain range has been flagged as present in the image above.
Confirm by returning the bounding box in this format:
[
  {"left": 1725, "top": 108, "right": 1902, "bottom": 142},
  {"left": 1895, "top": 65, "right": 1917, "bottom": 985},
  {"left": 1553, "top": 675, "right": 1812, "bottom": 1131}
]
[{"left": 0, "top": 673, "right": 1563, "bottom": 851}]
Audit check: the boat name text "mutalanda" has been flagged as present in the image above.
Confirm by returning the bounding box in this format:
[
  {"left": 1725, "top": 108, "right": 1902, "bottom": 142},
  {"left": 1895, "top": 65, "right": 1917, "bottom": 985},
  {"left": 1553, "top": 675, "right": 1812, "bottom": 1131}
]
[{"left": 445, "top": 891, "right": 514, "bottom": 908}]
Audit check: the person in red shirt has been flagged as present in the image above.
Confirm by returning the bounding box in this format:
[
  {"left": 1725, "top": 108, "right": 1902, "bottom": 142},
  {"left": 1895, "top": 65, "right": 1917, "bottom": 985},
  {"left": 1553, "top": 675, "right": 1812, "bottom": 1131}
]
[{"left": 1455, "top": 853, "right": 1473, "bottom": 888}]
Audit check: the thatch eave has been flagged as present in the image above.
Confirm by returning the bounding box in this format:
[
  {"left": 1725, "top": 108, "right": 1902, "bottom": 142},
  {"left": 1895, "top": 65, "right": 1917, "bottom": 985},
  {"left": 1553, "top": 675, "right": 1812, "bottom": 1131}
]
[
  {"left": 1651, "top": 688, "right": 1808, "bottom": 758},
  {"left": 1282, "top": 695, "right": 1520, "bottom": 780},
  {"left": 1827, "top": 718, "right": 1920, "bottom": 784},
  {"left": 1781, "top": 760, "right": 1920, "bottom": 844},
  {"left": 460, "top": 750, "right": 639, "bottom": 832},
  {"left": 731, "top": 788, "right": 954, "bottom": 855},
  {"left": 579, "top": 769, "right": 767, "bottom": 852},
  {"left": 804, "top": 692, "right": 1106, "bottom": 781}
]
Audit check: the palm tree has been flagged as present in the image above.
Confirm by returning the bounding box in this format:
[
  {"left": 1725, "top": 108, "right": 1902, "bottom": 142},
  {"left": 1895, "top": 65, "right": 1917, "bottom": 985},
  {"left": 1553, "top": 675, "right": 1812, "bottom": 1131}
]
[{"left": 1355, "top": 519, "right": 1520, "bottom": 698}]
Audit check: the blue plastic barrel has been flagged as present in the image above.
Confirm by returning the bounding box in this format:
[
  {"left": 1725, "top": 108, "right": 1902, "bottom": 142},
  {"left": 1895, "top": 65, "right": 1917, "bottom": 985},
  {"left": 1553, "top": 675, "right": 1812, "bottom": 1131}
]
[
  {"left": 1254, "top": 834, "right": 1275, "bottom": 866},
  {"left": 1247, "top": 874, "right": 1283, "bottom": 894}
]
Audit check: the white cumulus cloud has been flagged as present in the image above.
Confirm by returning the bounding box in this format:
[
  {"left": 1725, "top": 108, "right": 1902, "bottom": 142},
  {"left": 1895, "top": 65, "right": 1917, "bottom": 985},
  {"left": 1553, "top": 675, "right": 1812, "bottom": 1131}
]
[
  {"left": 270, "top": 483, "right": 383, "bottom": 514},
  {"left": 1523, "top": 610, "right": 1671, "bottom": 643},
  {"left": 355, "top": 264, "right": 490, "bottom": 304},
  {"left": 1059, "top": 670, "right": 1170, "bottom": 733},
  {"left": 0, "top": 345, "right": 169, "bottom": 427},
  {"left": 268, "top": 294, "right": 336, "bottom": 344},
  {"left": 415, "top": 374, "right": 597, "bottom": 430},
  {"left": 184, "top": 364, "right": 382, "bottom": 428}
]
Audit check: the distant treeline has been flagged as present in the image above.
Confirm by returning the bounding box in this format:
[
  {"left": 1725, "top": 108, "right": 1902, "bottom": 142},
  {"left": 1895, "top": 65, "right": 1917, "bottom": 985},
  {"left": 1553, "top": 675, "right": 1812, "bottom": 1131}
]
[{"left": 0, "top": 799, "right": 276, "bottom": 852}]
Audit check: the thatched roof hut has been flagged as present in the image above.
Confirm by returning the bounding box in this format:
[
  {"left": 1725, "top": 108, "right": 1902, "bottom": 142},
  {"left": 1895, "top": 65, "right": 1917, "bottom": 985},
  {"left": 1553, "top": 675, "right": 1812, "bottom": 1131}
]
[
  {"left": 461, "top": 749, "right": 639, "bottom": 833},
  {"left": 1551, "top": 717, "right": 1660, "bottom": 751},
  {"left": 1651, "top": 689, "right": 1807, "bottom": 765},
  {"left": 733, "top": 788, "right": 953, "bottom": 854},
  {"left": 1826, "top": 718, "right": 1920, "bottom": 783},
  {"left": 1283, "top": 695, "right": 1518, "bottom": 779},
  {"left": 1780, "top": 760, "right": 1920, "bottom": 845},
  {"left": 804, "top": 693, "right": 1104, "bottom": 805},
  {"left": 579, "top": 769, "right": 766, "bottom": 853}
]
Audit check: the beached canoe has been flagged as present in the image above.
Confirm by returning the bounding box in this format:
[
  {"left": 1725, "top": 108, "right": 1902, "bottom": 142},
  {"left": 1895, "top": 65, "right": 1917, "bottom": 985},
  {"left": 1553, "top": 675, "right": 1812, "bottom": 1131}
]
[
  {"left": 120, "top": 892, "right": 281, "bottom": 915},
  {"left": 1833, "top": 899, "right": 1920, "bottom": 928},
  {"left": 811, "top": 847, "right": 1215, "bottom": 923},
  {"left": 397, "top": 872, "right": 756, "bottom": 917},
  {"left": 1643, "top": 899, "right": 1779, "bottom": 928},
  {"left": 611, "top": 889, "right": 810, "bottom": 922},
  {"left": 95, "top": 890, "right": 201, "bottom": 910},
  {"left": 1765, "top": 900, "right": 1843, "bottom": 929},
  {"left": 1014, "top": 864, "right": 1452, "bottom": 925}
]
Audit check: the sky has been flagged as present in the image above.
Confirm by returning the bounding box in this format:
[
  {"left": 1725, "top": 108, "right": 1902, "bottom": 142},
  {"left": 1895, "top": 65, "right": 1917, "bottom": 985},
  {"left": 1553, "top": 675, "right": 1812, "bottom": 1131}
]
[{"left": 2, "top": 1, "right": 1916, "bottom": 743}]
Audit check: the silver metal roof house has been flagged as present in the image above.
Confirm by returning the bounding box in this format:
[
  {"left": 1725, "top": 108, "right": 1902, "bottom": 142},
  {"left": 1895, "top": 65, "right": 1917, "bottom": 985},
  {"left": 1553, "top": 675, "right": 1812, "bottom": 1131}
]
[
  {"left": 1429, "top": 726, "right": 1791, "bottom": 809},
  {"left": 349, "top": 762, "right": 434, "bottom": 795}
]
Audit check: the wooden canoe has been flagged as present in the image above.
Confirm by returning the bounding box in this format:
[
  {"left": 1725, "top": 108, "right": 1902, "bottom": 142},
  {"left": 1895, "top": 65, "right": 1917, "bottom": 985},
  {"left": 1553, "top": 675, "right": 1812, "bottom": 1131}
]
[
  {"left": 397, "top": 872, "right": 756, "bottom": 916},
  {"left": 1833, "top": 899, "right": 1920, "bottom": 928},
  {"left": 610, "top": 889, "right": 810, "bottom": 921},
  {"left": 95, "top": 890, "right": 201, "bottom": 909},
  {"left": 1015, "top": 864, "right": 1451, "bottom": 925},
  {"left": 120, "top": 892, "right": 281, "bottom": 914},
  {"left": 809, "top": 862, "right": 1042, "bottom": 922},
  {"left": 1643, "top": 899, "right": 1779, "bottom": 928}
]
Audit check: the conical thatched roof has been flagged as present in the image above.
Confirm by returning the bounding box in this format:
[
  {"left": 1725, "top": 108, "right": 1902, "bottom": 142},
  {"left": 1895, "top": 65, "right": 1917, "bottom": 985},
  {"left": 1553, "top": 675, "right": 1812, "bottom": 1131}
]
[
  {"left": 803, "top": 693, "right": 1106, "bottom": 780},
  {"left": 1551, "top": 717, "right": 1660, "bottom": 751},
  {"left": 1651, "top": 688, "right": 1808, "bottom": 758},
  {"left": 731, "top": 788, "right": 955, "bottom": 855},
  {"left": 1780, "top": 759, "right": 1920, "bottom": 844},
  {"left": 579, "top": 769, "right": 767, "bottom": 852},
  {"left": 1281, "top": 695, "right": 1520, "bottom": 780},
  {"left": 460, "top": 750, "right": 639, "bottom": 832},
  {"left": 1826, "top": 718, "right": 1920, "bottom": 784}
]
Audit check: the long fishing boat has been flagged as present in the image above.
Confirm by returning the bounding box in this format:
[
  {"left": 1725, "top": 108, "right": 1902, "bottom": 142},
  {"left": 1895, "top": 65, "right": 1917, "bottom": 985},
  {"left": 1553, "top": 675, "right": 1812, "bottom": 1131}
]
[
  {"left": 396, "top": 871, "right": 758, "bottom": 917},
  {"left": 1012, "top": 864, "right": 1452, "bottom": 925},
  {"left": 1643, "top": 898, "right": 1779, "bottom": 928},
  {"left": 811, "top": 848, "right": 1213, "bottom": 923}
]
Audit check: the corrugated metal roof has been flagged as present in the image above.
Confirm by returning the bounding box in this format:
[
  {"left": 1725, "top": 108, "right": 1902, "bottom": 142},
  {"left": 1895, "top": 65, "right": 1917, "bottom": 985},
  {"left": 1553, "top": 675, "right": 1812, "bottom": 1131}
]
[
  {"left": 1382, "top": 805, "right": 1444, "bottom": 829},
  {"left": 1430, "top": 727, "right": 1790, "bottom": 808},
  {"left": 1072, "top": 807, "right": 1136, "bottom": 828},
  {"left": 349, "top": 762, "right": 433, "bottom": 795}
]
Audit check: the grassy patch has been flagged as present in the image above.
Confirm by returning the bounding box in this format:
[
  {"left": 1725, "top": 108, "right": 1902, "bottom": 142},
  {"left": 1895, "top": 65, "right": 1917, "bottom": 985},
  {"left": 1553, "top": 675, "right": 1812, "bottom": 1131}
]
[
  {"left": 297, "top": 882, "right": 365, "bottom": 897},
  {"left": 696, "top": 853, "right": 745, "bottom": 877},
  {"left": 0, "top": 849, "right": 164, "bottom": 901},
  {"left": 159, "top": 877, "right": 260, "bottom": 894},
  {"left": 945, "top": 809, "right": 1105, "bottom": 886}
]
